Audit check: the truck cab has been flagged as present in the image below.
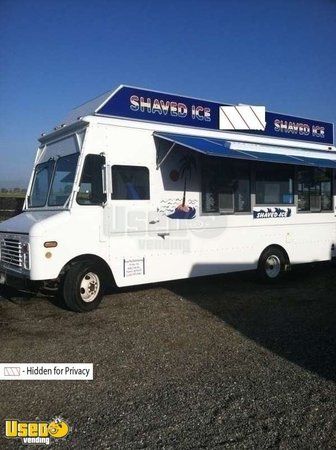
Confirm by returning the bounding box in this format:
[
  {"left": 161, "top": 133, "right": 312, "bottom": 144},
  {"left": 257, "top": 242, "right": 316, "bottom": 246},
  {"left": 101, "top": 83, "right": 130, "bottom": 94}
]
[{"left": 0, "top": 121, "right": 111, "bottom": 311}]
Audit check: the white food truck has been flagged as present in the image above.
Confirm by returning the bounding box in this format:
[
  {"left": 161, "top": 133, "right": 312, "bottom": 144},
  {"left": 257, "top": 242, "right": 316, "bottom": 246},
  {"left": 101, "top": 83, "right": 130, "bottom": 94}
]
[{"left": 0, "top": 86, "right": 335, "bottom": 311}]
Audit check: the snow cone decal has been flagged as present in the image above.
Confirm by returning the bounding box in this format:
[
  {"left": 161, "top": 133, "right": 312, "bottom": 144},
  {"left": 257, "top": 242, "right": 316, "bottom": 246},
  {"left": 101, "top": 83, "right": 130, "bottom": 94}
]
[
  {"left": 167, "top": 155, "right": 197, "bottom": 220},
  {"left": 253, "top": 207, "right": 292, "bottom": 219}
]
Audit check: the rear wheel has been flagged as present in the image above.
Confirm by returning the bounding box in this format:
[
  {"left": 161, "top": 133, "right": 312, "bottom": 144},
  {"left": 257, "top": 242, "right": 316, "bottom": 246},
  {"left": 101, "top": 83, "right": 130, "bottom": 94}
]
[
  {"left": 258, "top": 247, "right": 287, "bottom": 282},
  {"left": 61, "top": 261, "right": 104, "bottom": 312}
]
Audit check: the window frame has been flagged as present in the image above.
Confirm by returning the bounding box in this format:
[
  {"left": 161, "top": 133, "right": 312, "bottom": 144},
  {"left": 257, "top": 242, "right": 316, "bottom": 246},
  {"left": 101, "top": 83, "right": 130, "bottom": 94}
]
[
  {"left": 47, "top": 152, "right": 79, "bottom": 207},
  {"left": 254, "top": 162, "right": 295, "bottom": 207},
  {"left": 200, "top": 157, "right": 334, "bottom": 216},
  {"left": 296, "top": 166, "right": 333, "bottom": 214},
  {"left": 76, "top": 154, "right": 106, "bottom": 206},
  {"left": 28, "top": 159, "right": 56, "bottom": 208},
  {"left": 111, "top": 165, "right": 150, "bottom": 201},
  {"left": 201, "top": 157, "right": 252, "bottom": 215}
]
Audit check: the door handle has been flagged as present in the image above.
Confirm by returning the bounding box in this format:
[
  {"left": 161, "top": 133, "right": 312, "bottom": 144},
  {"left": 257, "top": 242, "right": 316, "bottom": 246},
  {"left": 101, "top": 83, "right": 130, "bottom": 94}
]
[{"left": 157, "top": 232, "right": 170, "bottom": 239}]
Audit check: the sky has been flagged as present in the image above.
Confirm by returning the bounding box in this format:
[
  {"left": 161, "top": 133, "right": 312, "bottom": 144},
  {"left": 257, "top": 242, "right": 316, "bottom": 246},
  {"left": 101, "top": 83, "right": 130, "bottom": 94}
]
[{"left": 0, "top": 0, "right": 335, "bottom": 188}]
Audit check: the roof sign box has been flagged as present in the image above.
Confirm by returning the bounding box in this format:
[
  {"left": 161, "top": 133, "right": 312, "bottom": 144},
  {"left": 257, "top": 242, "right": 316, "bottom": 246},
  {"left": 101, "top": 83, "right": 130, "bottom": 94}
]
[
  {"left": 219, "top": 105, "right": 266, "bottom": 131},
  {"left": 69, "top": 86, "right": 334, "bottom": 145}
]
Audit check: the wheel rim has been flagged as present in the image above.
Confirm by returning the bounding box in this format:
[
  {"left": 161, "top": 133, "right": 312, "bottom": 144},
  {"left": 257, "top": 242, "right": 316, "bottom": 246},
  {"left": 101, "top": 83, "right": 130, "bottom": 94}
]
[
  {"left": 80, "top": 272, "right": 100, "bottom": 303},
  {"left": 265, "top": 255, "right": 281, "bottom": 278}
]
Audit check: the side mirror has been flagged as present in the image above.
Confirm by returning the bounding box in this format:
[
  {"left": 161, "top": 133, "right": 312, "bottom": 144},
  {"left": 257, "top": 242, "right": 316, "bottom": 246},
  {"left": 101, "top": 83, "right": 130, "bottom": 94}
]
[
  {"left": 102, "top": 164, "right": 107, "bottom": 195},
  {"left": 101, "top": 163, "right": 110, "bottom": 207}
]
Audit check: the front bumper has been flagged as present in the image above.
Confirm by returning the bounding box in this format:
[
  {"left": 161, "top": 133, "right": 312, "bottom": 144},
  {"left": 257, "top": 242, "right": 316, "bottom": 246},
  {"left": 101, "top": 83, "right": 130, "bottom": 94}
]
[
  {"left": 0, "top": 269, "right": 39, "bottom": 291},
  {"left": 0, "top": 258, "right": 34, "bottom": 290},
  {"left": 0, "top": 263, "right": 28, "bottom": 279}
]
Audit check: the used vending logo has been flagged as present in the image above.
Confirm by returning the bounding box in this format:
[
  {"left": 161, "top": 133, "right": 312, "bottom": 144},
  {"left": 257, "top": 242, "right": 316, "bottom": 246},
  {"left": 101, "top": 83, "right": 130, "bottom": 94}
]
[
  {"left": 4, "top": 417, "right": 70, "bottom": 445},
  {"left": 253, "top": 207, "right": 292, "bottom": 219}
]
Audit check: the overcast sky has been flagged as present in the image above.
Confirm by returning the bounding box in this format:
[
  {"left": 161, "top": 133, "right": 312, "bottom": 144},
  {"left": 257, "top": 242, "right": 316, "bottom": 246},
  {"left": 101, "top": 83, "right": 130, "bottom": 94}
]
[{"left": 0, "top": 0, "right": 335, "bottom": 187}]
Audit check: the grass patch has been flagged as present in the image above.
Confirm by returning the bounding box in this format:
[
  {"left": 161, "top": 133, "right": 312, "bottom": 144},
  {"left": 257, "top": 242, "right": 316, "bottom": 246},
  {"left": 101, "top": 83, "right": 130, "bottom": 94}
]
[{"left": 0, "top": 192, "right": 26, "bottom": 198}]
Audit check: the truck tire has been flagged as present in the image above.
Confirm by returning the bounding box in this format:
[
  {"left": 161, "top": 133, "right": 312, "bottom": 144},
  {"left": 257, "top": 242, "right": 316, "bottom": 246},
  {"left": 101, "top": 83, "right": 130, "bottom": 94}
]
[
  {"left": 61, "top": 261, "right": 104, "bottom": 312},
  {"left": 258, "top": 247, "right": 287, "bottom": 282}
]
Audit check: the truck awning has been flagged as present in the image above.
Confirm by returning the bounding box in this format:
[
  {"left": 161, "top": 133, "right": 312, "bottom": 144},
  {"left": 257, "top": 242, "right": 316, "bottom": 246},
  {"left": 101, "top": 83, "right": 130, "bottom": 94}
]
[{"left": 154, "top": 132, "right": 336, "bottom": 168}]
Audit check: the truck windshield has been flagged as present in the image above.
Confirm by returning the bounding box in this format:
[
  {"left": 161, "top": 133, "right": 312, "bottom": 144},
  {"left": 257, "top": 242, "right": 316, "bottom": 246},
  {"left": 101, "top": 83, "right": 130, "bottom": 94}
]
[
  {"left": 28, "top": 153, "right": 79, "bottom": 208},
  {"left": 48, "top": 153, "right": 79, "bottom": 206},
  {"left": 29, "top": 159, "right": 55, "bottom": 207}
]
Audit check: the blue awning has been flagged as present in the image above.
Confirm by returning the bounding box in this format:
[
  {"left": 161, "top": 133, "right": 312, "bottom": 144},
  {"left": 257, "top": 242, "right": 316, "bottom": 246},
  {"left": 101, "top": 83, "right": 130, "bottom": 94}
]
[{"left": 154, "top": 132, "right": 336, "bottom": 169}]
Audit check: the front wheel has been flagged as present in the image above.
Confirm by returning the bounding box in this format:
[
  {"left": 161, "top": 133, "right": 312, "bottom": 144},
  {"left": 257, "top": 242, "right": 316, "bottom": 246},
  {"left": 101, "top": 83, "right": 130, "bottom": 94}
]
[
  {"left": 258, "top": 247, "right": 287, "bottom": 282},
  {"left": 61, "top": 261, "right": 104, "bottom": 312}
]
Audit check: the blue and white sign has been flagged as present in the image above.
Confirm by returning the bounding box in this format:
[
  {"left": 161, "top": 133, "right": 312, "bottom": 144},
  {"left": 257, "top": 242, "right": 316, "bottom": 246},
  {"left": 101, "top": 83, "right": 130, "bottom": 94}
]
[
  {"left": 253, "top": 207, "right": 292, "bottom": 219},
  {"left": 96, "top": 86, "right": 334, "bottom": 145}
]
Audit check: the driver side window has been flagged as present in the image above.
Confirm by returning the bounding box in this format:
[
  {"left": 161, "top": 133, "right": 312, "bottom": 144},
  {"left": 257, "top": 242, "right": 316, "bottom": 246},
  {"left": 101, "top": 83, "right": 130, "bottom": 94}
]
[{"left": 77, "top": 154, "right": 106, "bottom": 205}]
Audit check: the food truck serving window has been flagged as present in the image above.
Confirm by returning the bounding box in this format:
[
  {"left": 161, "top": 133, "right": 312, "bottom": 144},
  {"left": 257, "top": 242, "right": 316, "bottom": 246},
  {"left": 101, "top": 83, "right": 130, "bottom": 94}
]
[
  {"left": 112, "top": 166, "right": 150, "bottom": 200},
  {"left": 202, "top": 158, "right": 251, "bottom": 214},
  {"left": 297, "top": 167, "right": 332, "bottom": 212},
  {"left": 255, "top": 164, "right": 294, "bottom": 205}
]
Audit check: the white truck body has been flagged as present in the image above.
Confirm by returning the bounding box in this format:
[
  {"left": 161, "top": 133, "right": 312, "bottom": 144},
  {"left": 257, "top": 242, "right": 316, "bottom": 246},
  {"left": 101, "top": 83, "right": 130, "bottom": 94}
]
[{"left": 0, "top": 85, "right": 335, "bottom": 308}]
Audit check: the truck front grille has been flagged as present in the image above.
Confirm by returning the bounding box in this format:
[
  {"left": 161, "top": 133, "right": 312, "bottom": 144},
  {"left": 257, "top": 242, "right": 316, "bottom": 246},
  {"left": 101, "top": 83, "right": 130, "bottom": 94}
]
[{"left": 0, "top": 238, "right": 23, "bottom": 268}]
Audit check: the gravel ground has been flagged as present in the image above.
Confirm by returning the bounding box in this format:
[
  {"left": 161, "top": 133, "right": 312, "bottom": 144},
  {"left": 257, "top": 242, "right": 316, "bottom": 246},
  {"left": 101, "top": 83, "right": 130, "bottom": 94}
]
[{"left": 0, "top": 264, "right": 336, "bottom": 449}]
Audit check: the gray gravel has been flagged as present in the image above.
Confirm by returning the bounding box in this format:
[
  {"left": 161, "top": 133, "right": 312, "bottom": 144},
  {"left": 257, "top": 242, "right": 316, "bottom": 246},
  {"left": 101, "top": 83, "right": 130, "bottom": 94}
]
[{"left": 0, "top": 264, "right": 336, "bottom": 449}]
